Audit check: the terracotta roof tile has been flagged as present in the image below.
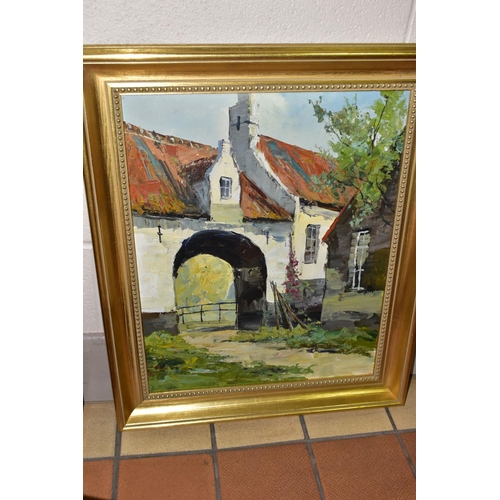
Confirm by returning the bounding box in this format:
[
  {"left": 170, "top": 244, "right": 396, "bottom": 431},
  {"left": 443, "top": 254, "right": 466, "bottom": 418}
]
[
  {"left": 257, "top": 135, "right": 352, "bottom": 208},
  {"left": 240, "top": 173, "right": 292, "bottom": 221},
  {"left": 125, "top": 122, "right": 353, "bottom": 220},
  {"left": 124, "top": 123, "right": 217, "bottom": 217}
]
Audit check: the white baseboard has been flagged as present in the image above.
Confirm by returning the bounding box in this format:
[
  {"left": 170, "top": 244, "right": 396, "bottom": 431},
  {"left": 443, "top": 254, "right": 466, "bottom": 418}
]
[{"left": 83, "top": 332, "right": 114, "bottom": 402}]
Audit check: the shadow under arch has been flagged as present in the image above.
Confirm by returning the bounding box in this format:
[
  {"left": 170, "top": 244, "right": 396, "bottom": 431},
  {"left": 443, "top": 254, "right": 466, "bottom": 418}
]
[{"left": 173, "top": 230, "right": 267, "bottom": 330}]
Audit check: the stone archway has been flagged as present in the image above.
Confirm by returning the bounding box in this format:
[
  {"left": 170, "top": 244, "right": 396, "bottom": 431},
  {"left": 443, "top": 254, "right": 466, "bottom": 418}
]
[{"left": 173, "top": 230, "right": 267, "bottom": 330}]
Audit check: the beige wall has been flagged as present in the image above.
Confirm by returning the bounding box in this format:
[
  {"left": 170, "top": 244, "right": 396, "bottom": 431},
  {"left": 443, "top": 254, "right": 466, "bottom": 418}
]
[
  {"left": 208, "top": 141, "right": 244, "bottom": 224},
  {"left": 293, "top": 204, "right": 339, "bottom": 281}
]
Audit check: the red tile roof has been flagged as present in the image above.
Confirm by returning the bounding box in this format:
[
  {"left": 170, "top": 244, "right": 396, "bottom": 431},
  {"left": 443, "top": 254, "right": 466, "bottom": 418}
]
[
  {"left": 125, "top": 123, "right": 353, "bottom": 221},
  {"left": 257, "top": 135, "right": 353, "bottom": 208},
  {"left": 125, "top": 124, "right": 295, "bottom": 221},
  {"left": 239, "top": 173, "right": 293, "bottom": 221},
  {"left": 124, "top": 123, "right": 217, "bottom": 217}
]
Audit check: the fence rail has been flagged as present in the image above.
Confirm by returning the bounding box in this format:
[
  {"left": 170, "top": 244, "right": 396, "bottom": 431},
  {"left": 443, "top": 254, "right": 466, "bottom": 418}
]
[{"left": 177, "top": 301, "right": 237, "bottom": 324}]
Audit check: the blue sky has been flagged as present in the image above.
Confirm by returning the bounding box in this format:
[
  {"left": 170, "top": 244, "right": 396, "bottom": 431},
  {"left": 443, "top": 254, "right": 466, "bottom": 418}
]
[{"left": 122, "top": 90, "right": 409, "bottom": 153}]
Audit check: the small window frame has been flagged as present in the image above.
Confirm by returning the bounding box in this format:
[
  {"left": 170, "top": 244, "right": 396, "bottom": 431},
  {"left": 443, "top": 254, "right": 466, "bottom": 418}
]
[
  {"left": 304, "top": 224, "right": 321, "bottom": 264},
  {"left": 349, "top": 229, "right": 371, "bottom": 290},
  {"left": 219, "top": 176, "right": 232, "bottom": 200}
]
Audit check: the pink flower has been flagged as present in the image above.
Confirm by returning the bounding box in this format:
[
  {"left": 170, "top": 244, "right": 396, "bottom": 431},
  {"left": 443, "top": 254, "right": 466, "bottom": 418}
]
[{"left": 283, "top": 239, "right": 301, "bottom": 301}]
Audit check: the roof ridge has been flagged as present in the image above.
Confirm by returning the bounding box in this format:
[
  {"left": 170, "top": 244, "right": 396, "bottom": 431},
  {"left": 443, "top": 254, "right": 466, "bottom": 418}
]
[
  {"left": 321, "top": 188, "right": 362, "bottom": 242},
  {"left": 239, "top": 172, "right": 293, "bottom": 221},
  {"left": 258, "top": 133, "right": 323, "bottom": 156},
  {"left": 124, "top": 121, "right": 216, "bottom": 151}
]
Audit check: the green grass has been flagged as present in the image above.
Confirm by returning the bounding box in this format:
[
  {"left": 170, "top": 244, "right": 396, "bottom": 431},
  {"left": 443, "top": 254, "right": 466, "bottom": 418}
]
[
  {"left": 321, "top": 290, "right": 384, "bottom": 318},
  {"left": 285, "top": 324, "right": 378, "bottom": 357},
  {"left": 145, "top": 331, "right": 312, "bottom": 393},
  {"left": 230, "top": 323, "right": 378, "bottom": 357},
  {"left": 230, "top": 325, "right": 309, "bottom": 342}
]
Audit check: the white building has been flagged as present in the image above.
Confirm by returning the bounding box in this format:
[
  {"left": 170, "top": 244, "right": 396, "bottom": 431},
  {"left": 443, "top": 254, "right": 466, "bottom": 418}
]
[{"left": 125, "top": 94, "right": 348, "bottom": 330}]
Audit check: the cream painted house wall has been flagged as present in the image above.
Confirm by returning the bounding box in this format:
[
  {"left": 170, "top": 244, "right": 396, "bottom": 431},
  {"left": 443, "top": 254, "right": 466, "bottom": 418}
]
[
  {"left": 133, "top": 216, "right": 294, "bottom": 312},
  {"left": 207, "top": 140, "right": 244, "bottom": 224},
  {"left": 83, "top": 0, "right": 417, "bottom": 400},
  {"left": 293, "top": 204, "right": 340, "bottom": 281}
]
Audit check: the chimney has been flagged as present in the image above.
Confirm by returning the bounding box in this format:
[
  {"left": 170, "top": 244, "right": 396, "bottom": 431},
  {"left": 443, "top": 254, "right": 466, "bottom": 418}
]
[
  {"left": 229, "top": 94, "right": 259, "bottom": 146},
  {"left": 227, "top": 93, "right": 296, "bottom": 216}
]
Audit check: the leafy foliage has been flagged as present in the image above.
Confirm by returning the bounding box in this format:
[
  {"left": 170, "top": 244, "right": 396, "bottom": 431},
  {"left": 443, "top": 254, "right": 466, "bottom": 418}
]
[
  {"left": 309, "top": 91, "right": 409, "bottom": 226},
  {"left": 230, "top": 323, "right": 377, "bottom": 358},
  {"left": 284, "top": 324, "right": 378, "bottom": 357},
  {"left": 231, "top": 324, "right": 309, "bottom": 343}
]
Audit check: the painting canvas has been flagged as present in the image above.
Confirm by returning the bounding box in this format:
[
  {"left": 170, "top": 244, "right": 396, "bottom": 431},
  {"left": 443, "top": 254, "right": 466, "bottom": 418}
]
[{"left": 121, "top": 89, "right": 411, "bottom": 394}]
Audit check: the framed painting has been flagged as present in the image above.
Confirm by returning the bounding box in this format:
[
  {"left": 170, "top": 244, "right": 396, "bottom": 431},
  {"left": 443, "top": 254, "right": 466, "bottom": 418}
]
[{"left": 83, "top": 44, "right": 416, "bottom": 431}]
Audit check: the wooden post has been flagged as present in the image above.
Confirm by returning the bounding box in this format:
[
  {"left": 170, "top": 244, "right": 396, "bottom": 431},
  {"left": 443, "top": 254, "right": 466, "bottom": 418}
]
[
  {"left": 271, "top": 281, "right": 280, "bottom": 331},
  {"left": 277, "top": 290, "right": 293, "bottom": 330},
  {"left": 277, "top": 288, "right": 309, "bottom": 330}
]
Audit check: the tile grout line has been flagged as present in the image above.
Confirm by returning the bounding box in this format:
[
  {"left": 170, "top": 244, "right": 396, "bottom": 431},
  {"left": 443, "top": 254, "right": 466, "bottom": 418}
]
[
  {"left": 300, "top": 415, "right": 326, "bottom": 500},
  {"left": 117, "top": 448, "right": 214, "bottom": 460},
  {"left": 111, "top": 425, "right": 122, "bottom": 500},
  {"left": 87, "top": 427, "right": 417, "bottom": 463},
  {"left": 385, "top": 408, "right": 416, "bottom": 478},
  {"left": 83, "top": 456, "right": 117, "bottom": 462},
  {"left": 210, "top": 424, "right": 222, "bottom": 500},
  {"left": 207, "top": 428, "right": 413, "bottom": 454}
]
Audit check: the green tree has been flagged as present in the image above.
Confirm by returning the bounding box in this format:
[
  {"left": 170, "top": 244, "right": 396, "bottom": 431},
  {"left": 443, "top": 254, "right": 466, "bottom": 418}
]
[{"left": 309, "top": 91, "right": 409, "bottom": 226}]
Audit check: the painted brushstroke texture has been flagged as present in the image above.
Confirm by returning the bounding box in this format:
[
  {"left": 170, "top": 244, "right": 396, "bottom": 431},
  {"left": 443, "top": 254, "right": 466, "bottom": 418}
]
[
  {"left": 125, "top": 123, "right": 217, "bottom": 216},
  {"left": 132, "top": 216, "right": 293, "bottom": 313},
  {"left": 257, "top": 135, "right": 355, "bottom": 207},
  {"left": 121, "top": 91, "right": 410, "bottom": 393},
  {"left": 175, "top": 254, "right": 234, "bottom": 307},
  {"left": 206, "top": 141, "right": 244, "bottom": 224},
  {"left": 239, "top": 173, "right": 292, "bottom": 221},
  {"left": 125, "top": 125, "right": 294, "bottom": 221}
]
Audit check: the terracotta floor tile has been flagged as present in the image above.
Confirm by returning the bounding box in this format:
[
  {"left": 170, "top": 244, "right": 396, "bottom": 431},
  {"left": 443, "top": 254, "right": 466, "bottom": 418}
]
[
  {"left": 313, "top": 434, "right": 415, "bottom": 500},
  {"left": 401, "top": 431, "right": 416, "bottom": 469},
  {"left": 120, "top": 423, "right": 211, "bottom": 456},
  {"left": 84, "top": 402, "right": 117, "bottom": 458},
  {"left": 83, "top": 459, "right": 114, "bottom": 500},
  {"left": 304, "top": 407, "right": 393, "bottom": 439},
  {"left": 215, "top": 415, "right": 303, "bottom": 449},
  {"left": 389, "top": 376, "right": 416, "bottom": 429},
  {"left": 218, "top": 443, "right": 321, "bottom": 500},
  {"left": 117, "top": 454, "right": 216, "bottom": 500}
]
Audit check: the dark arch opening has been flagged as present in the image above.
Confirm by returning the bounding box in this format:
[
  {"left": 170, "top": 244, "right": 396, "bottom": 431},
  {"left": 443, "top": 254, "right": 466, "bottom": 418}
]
[{"left": 173, "top": 230, "right": 267, "bottom": 330}]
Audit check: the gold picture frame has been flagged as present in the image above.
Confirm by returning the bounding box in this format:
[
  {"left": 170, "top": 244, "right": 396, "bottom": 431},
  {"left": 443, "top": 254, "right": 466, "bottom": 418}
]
[{"left": 83, "top": 44, "right": 416, "bottom": 431}]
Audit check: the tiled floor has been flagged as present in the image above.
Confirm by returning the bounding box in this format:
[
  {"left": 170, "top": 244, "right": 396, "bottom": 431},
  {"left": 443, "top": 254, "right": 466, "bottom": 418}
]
[{"left": 84, "top": 376, "right": 416, "bottom": 499}]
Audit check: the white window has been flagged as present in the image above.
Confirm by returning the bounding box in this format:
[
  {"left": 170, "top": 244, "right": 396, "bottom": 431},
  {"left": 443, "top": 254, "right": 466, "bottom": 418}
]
[
  {"left": 349, "top": 230, "right": 371, "bottom": 290},
  {"left": 304, "top": 224, "right": 320, "bottom": 264},
  {"left": 220, "top": 176, "right": 232, "bottom": 200}
]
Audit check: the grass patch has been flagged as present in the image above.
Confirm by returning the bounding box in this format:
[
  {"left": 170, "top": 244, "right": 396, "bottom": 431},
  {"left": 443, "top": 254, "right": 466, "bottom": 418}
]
[
  {"left": 285, "top": 324, "right": 378, "bottom": 357},
  {"left": 231, "top": 325, "right": 309, "bottom": 343},
  {"left": 229, "top": 323, "right": 378, "bottom": 357},
  {"left": 144, "top": 331, "right": 312, "bottom": 393}
]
